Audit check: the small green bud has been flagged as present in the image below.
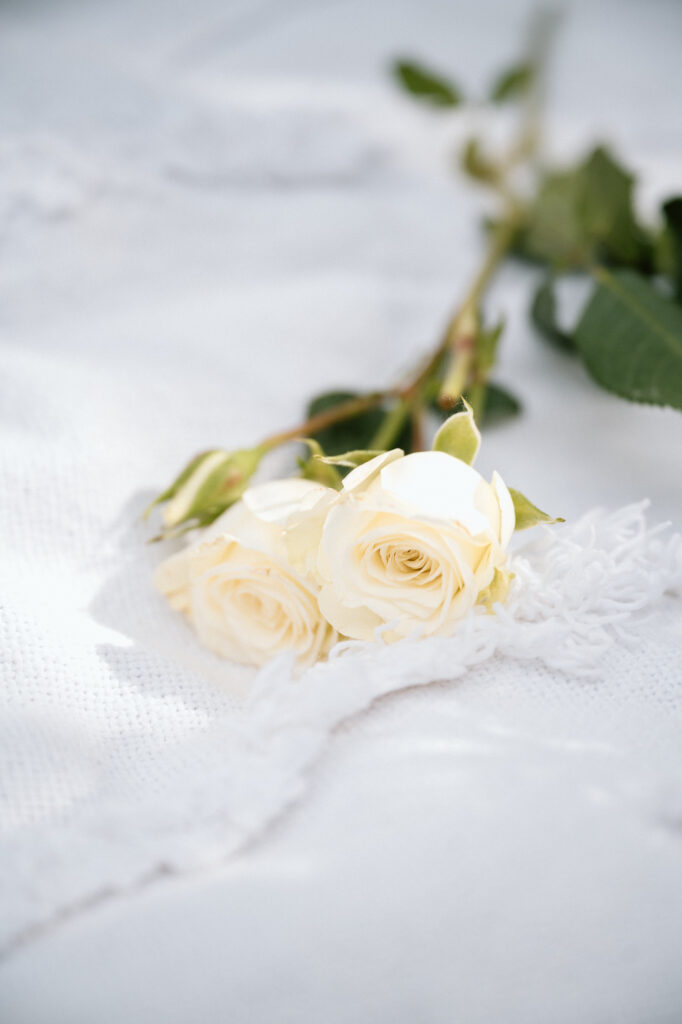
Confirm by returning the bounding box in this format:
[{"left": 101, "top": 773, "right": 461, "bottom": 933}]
[
  {"left": 432, "top": 399, "right": 481, "bottom": 465},
  {"left": 146, "top": 446, "right": 266, "bottom": 537}
]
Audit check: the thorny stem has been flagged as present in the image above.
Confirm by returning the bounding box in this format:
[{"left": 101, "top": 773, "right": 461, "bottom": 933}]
[{"left": 257, "top": 11, "right": 554, "bottom": 457}]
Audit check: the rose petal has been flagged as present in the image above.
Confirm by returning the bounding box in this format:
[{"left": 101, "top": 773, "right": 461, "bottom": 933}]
[
  {"left": 342, "top": 449, "right": 404, "bottom": 494},
  {"left": 379, "top": 451, "right": 492, "bottom": 534},
  {"left": 153, "top": 548, "right": 191, "bottom": 613},
  {"left": 491, "top": 471, "right": 515, "bottom": 547},
  {"left": 243, "top": 478, "right": 332, "bottom": 524},
  {"left": 318, "top": 583, "right": 384, "bottom": 641}
]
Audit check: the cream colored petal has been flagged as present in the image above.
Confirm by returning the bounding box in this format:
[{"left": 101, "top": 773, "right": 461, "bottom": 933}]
[
  {"left": 243, "top": 478, "right": 333, "bottom": 525},
  {"left": 491, "top": 471, "right": 515, "bottom": 547},
  {"left": 187, "top": 535, "right": 240, "bottom": 577},
  {"left": 202, "top": 479, "right": 334, "bottom": 562},
  {"left": 319, "top": 503, "right": 372, "bottom": 599},
  {"left": 204, "top": 499, "right": 257, "bottom": 540},
  {"left": 202, "top": 503, "right": 286, "bottom": 562},
  {"left": 379, "top": 451, "right": 492, "bottom": 534},
  {"left": 342, "top": 449, "right": 404, "bottom": 494},
  {"left": 318, "top": 584, "right": 383, "bottom": 641},
  {"left": 472, "top": 479, "right": 501, "bottom": 541},
  {"left": 189, "top": 541, "right": 334, "bottom": 668},
  {"left": 285, "top": 487, "right": 338, "bottom": 581},
  {"left": 153, "top": 548, "right": 191, "bottom": 614}
]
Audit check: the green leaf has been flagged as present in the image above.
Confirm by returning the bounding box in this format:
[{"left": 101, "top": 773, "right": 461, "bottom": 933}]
[
  {"left": 306, "top": 391, "right": 411, "bottom": 457},
  {"left": 509, "top": 489, "right": 564, "bottom": 530},
  {"left": 574, "top": 268, "right": 682, "bottom": 410},
  {"left": 392, "top": 59, "right": 462, "bottom": 108},
  {"left": 530, "top": 276, "right": 575, "bottom": 351},
  {"left": 432, "top": 400, "right": 481, "bottom": 465},
  {"left": 478, "top": 383, "right": 522, "bottom": 426},
  {"left": 513, "top": 146, "right": 653, "bottom": 272},
  {"left": 661, "top": 197, "right": 682, "bottom": 302},
  {"left": 489, "top": 61, "right": 534, "bottom": 103},
  {"left": 306, "top": 391, "right": 385, "bottom": 455},
  {"left": 579, "top": 148, "right": 652, "bottom": 268}
]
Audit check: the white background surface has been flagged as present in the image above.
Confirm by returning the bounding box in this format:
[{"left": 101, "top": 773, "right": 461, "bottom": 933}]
[{"left": 1, "top": 0, "right": 681, "bottom": 1021}]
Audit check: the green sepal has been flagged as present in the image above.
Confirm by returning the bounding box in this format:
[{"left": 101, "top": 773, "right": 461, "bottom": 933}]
[
  {"left": 316, "top": 449, "right": 387, "bottom": 469},
  {"left": 432, "top": 399, "right": 481, "bottom": 465},
  {"left": 297, "top": 439, "right": 343, "bottom": 489},
  {"left": 143, "top": 450, "right": 216, "bottom": 520},
  {"left": 509, "top": 488, "right": 564, "bottom": 530},
  {"left": 477, "top": 567, "right": 513, "bottom": 609}
]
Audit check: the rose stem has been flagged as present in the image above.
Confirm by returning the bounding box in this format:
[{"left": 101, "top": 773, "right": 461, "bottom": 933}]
[
  {"left": 257, "top": 215, "right": 519, "bottom": 458},
  {"left": 256, "top": 14, "right": 553, "bottom": 457},
  {"left": 259, "top": 390, "right": 398, "bottom": 452}
]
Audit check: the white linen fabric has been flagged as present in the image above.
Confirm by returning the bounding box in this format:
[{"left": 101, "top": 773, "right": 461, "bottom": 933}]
[
  {"left": 1, "top": 1, "right": 682, "bottom": 1020},
  {"left": 1, "top": 500, "right": 681, "bottom": 955}
]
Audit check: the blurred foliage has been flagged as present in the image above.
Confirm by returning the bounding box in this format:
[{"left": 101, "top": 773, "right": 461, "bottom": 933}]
[
  {"left": 530, "top": 276, "right": 575, "bottom": 351},
  {"left": 392, "top": 59, "right": 462, "bottom": 107},
  {"left": 574, "top": 268, "right": 682, "bottom": 408},
  {"left": 506, "top": 147, "right": 653, "bottom": 272},
  {"left": 489, "top": 61, "right": 535, "bottom": 103},
  {"left": 661, "top": 197, "right": 682, "bottom": 301}
]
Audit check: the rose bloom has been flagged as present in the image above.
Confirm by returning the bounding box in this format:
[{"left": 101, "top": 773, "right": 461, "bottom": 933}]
[
  {"left": 154, "top": 478, "right": 337, "bottom": 669},
  {"left": 316, "top": 449, "right": 515, "bottom": 641}
]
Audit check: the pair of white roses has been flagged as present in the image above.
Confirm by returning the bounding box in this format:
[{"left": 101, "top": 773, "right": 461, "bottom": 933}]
[{"left": 154, "top": 446, "right": 516, "bottom": 669}]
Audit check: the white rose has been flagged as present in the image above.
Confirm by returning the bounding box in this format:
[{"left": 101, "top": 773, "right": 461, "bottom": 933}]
[
  {"left": 317, "top": 449, "right": 515, "bottom": 641},
  {"left": 154, "top": 478, "right": 338, "bottom": 669}
]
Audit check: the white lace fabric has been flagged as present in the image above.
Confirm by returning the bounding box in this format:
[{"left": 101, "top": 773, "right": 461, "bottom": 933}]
[{"left": 1, "top": 502, "right": 680, "bottom": 955}]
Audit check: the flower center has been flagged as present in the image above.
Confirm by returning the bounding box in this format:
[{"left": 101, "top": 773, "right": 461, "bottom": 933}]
[{"left": 369, "top": 542, "right": 440, "bottom": 585}]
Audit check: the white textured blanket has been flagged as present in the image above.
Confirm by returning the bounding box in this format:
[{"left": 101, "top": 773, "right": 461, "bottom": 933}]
[
  {"left": 1, "top": 501, "right": 680, "bottom": 954},
  {"left": 1, "top": 3, "right": 682, "bottom": 1021}
]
